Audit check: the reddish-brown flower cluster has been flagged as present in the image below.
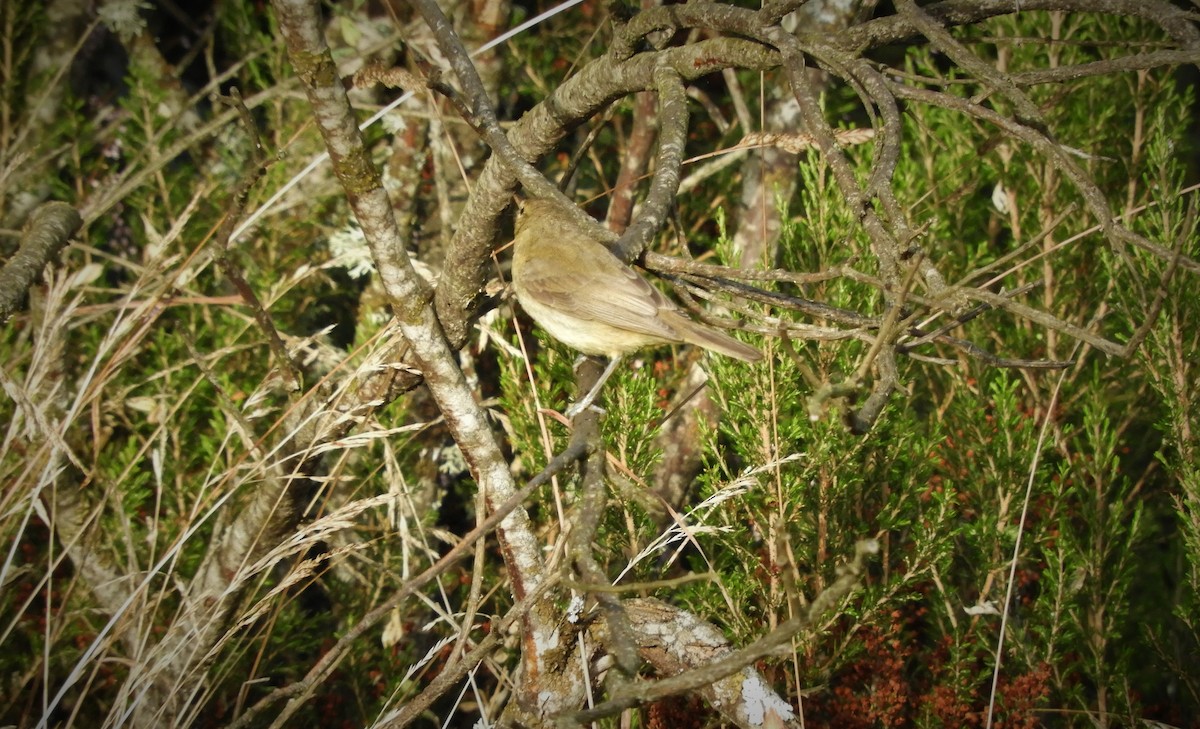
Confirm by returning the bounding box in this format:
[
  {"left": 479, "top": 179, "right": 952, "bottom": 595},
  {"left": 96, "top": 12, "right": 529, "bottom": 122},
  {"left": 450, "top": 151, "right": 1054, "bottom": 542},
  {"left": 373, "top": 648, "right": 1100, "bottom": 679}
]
[{"left": 800, "top": 600, "right": 1051, "bottom": 728}]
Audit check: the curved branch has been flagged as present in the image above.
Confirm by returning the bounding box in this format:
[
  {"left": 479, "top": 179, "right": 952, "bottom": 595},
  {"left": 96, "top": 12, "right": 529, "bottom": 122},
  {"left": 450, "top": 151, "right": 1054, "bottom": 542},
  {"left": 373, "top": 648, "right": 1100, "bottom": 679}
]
[
  {"left": 612, "top": 64, "right": 689, "bottom": 261},
  {"left": 888, "top": 81, "right": 1200, "bottom": 277},
  {"left": 0, "top": 202, "right": 81, "bottom": 322},
  {"left": 434, "top": 38, "right": 779, "bottom": 347},
  {"left": 567, "top": 540, "right": 879, "bottom": 724},
  {"left": 833, "top": 0, "right": 1200, "bottom": 51}
]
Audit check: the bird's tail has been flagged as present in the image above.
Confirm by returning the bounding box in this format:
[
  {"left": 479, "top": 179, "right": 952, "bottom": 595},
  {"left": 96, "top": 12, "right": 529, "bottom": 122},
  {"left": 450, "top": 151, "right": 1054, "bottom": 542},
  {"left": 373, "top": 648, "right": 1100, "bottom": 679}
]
[{"left": 675, "top": 317, "right": 762, "bottom": 362}]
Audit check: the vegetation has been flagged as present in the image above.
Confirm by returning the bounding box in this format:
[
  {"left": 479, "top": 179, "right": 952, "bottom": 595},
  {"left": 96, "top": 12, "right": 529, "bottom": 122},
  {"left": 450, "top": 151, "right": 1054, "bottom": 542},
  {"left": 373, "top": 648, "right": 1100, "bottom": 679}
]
[{"left": 0, "top": 0, "right": 1197, "bottom": 727}]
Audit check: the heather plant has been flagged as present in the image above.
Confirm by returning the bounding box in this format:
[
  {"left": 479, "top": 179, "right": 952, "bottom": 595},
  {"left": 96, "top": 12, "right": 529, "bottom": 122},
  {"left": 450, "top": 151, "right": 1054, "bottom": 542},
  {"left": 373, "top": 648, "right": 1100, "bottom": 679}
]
[{"left": 0, "top": 1, "right": 1197, "bottom": 728}]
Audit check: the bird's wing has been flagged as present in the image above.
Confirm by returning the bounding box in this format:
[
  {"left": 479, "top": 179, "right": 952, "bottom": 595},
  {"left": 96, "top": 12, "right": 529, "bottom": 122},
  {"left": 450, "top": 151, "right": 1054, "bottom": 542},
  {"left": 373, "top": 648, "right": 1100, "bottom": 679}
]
[{"left": 518, "top": 238, "right": 685, "bottom": 342}]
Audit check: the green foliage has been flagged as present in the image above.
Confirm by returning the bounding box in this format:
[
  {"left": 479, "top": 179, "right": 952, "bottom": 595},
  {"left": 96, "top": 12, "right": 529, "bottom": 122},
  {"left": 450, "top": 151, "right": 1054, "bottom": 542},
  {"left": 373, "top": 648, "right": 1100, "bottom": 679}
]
[{"left": 1, "top": 3, "right": 1197, "bottom": 728}]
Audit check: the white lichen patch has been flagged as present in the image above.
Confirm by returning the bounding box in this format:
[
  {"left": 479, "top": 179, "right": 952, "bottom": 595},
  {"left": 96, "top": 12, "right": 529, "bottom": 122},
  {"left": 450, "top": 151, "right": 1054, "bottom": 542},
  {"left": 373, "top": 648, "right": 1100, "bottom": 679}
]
[{"left": 741, "top": 672, "right": 795, "bottom": 725}]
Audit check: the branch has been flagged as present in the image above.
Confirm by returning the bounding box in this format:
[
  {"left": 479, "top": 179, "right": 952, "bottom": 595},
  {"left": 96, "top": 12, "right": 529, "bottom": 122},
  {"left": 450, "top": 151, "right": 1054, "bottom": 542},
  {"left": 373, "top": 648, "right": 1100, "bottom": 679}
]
[
  {"left": 0, "top": 202, "right": 80, "bottom": 322},
  {"left": 833, "top": 0, "right": 1200, "bottom": 51},
  {"left": 270, "top": 0, "right": 560, "bottom": 716},
  {"left": 612, "top": 65, "right": 689, "bottom": 261},
  {"left": 434, "top": 37, "right": 779, "bottom": 347},
  {"left": 565, "top": 540, "right": 880, "bottom": 724},
  {"left": 230, "top": 449, "right": 579, "bottom": 729}
]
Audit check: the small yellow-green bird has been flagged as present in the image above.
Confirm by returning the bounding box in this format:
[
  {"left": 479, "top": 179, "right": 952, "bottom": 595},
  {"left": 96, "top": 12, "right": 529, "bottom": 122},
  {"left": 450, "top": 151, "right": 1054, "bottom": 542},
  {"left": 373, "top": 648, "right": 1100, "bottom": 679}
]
[{"left": 510, "top": 198, "right": 761, "bottom": 416}]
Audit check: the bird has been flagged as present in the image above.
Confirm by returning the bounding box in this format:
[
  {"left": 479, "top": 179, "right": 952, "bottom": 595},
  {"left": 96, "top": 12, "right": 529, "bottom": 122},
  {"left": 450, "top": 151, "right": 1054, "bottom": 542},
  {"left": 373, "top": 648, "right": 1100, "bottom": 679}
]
[{"left": 510, "top": 198, "right": 762, "bottom": 416}]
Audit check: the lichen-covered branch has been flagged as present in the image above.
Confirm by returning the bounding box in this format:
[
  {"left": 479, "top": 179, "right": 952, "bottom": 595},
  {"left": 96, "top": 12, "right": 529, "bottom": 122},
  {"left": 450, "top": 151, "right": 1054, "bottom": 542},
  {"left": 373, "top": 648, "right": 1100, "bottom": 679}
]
[
  {"left": 0, "top": 202, "right": 80, "bottom": 322},
  {"left": 270, "top": 0, "right": 561, "bottom": 718}
]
